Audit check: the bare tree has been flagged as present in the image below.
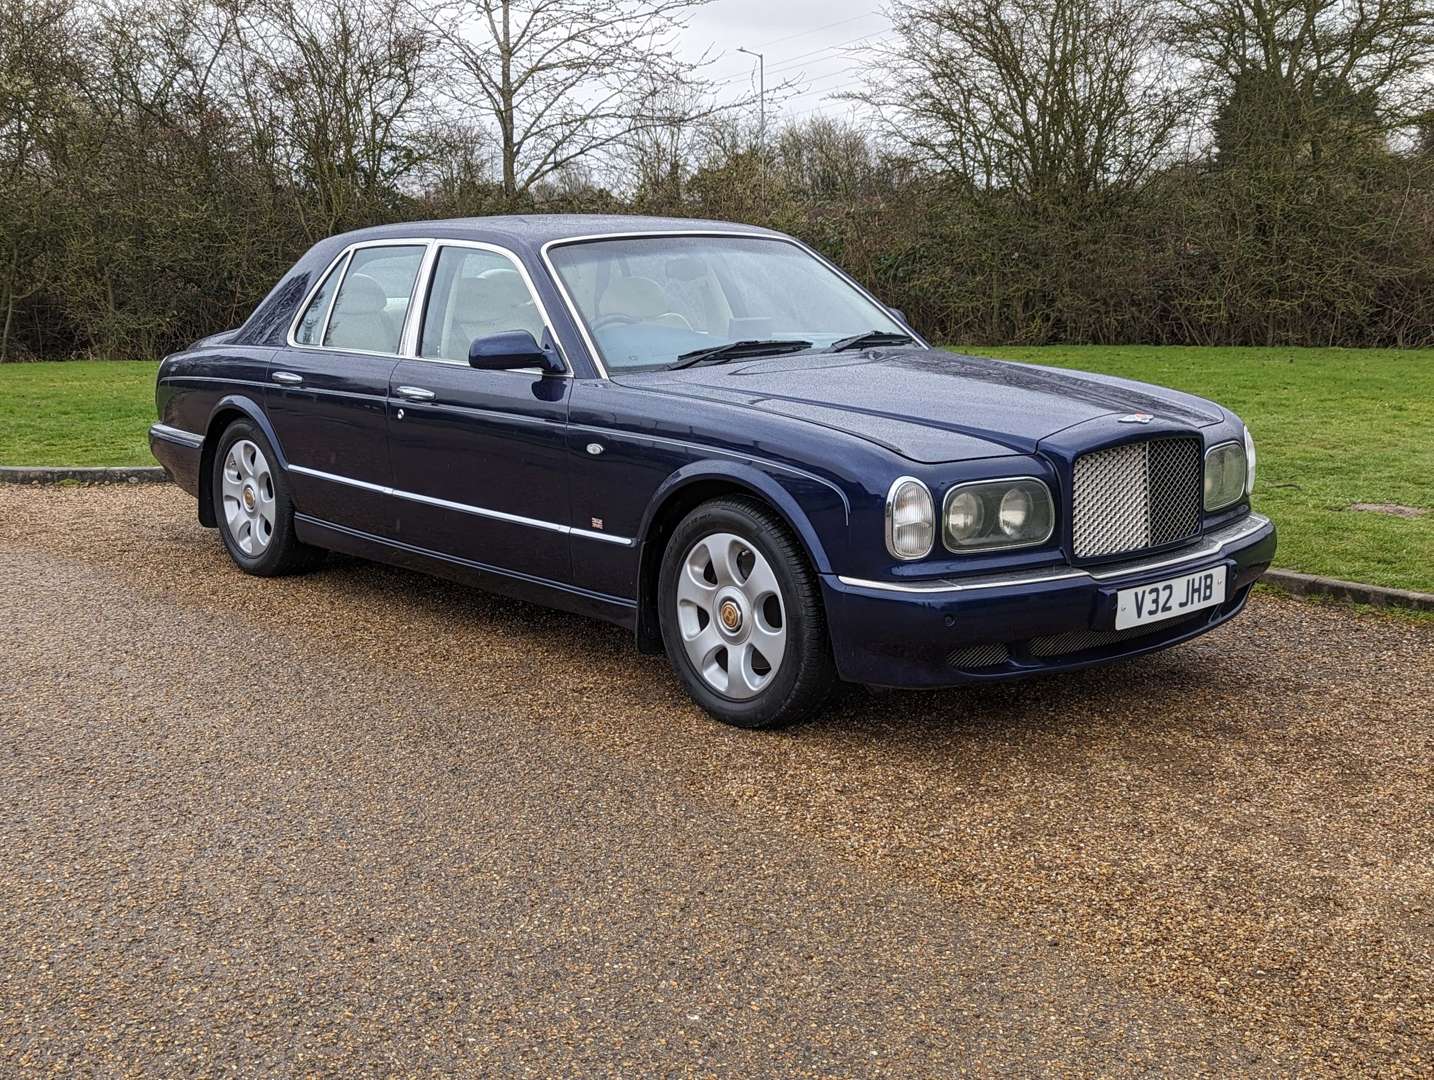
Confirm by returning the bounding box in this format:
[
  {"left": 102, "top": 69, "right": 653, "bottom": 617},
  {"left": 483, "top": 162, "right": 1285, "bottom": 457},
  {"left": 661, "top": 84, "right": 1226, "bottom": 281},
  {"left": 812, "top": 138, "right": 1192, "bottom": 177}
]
[
  {"left": 428, "top": 0, "right": 721, "bottom": 201},
  {"left": 0, "top": 0, "right": 76, "bottom": 358},
  {"left": 1170, "top": 0, "right": 1434, "bottom": 165},
  {"left": 857, "top": 0, "right": 1190, "bottom": 203},
  {"left": 231, "top": 0, "right": 437, "bottom": 238}
]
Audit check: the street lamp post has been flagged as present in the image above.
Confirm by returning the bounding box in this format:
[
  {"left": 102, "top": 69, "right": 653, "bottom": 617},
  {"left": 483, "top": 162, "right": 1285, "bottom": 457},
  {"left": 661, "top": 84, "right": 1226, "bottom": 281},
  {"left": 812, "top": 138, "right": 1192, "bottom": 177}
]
[{"left": 736, "top": 46, "right": 765, "bottom": 212}]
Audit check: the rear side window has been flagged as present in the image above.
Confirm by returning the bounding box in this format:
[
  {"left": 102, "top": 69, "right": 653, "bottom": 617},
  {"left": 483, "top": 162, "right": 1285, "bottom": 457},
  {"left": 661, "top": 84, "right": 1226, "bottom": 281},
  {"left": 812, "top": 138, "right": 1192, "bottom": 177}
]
[
  {"left": 420, "top": 247, "right": 546, "bottom": 362},
  {"left": 294, "top": 259, "right": 345, "bottom": 345},
  {"left": 322, "top": 245, "right": 426, "bottom": 353}
]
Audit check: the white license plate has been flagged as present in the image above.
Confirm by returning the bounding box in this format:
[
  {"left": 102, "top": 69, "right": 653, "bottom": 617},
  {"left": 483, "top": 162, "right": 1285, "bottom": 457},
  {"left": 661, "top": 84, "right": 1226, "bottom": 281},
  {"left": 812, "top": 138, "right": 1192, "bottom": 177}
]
[{"left": 1114, "top": 566, "right": 1227, "bottom": 630}]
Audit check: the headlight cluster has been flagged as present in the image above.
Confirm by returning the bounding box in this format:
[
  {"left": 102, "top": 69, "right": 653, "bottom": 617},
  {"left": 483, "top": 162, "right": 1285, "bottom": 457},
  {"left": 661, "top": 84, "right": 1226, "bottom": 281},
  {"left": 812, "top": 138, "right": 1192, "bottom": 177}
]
[
  {"left": 887, "top": 428, "right": 1256, "bottom": 562},
  {"left": 884, "top": 476, "right": 1055, "bottom": 560},
  {"left": 885, "top": 477, "right": 936, "bottom": 559},
  {"left": 943, "top": 479, "right": 1054, "bottom": 551},
  {"left": 1203, "top": 434, "right": 1253, "bottom": 511}
]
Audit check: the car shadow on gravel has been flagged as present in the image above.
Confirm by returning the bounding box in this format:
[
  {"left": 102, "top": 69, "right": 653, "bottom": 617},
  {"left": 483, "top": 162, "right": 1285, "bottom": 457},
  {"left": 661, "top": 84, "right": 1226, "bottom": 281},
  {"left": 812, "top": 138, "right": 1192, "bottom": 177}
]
[{"left": 299, "top": 548, "right": 1250, "bottom": 751}]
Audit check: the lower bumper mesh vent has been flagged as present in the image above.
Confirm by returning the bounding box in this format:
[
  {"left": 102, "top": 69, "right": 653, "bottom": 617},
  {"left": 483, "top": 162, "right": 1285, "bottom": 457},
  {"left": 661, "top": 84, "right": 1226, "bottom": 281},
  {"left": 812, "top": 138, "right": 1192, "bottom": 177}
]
[
  {"left": 1029, "top": 617, "right": 1195, "bottom": 658},
  {"left": 946, "top": 643, "right": 1010, "bottom": 668}
]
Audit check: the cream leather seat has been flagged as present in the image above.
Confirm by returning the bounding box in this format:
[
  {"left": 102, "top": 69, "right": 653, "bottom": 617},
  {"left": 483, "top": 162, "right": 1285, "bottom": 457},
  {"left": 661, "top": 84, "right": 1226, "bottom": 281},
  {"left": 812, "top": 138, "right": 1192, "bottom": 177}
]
[
  {"left": 325, "top": 274, "right": 398, "bottom": 352},
  {"left": 440, "top": 269, "right": 542, "bottom": 361},
  {"left": 597, "top": 276, "right": 693, "bottom": 329}
]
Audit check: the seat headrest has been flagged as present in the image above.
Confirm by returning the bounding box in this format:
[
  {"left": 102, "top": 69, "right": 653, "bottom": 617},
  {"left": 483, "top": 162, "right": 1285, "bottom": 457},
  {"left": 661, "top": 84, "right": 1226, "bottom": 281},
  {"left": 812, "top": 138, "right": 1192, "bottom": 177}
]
[
  {"left": 334, "top": 273, "right": 388, "bottom": 315},
  {"left": 599, "top": 276, "right": 670, "bottom": 319},
  {"left": 452, "top": 268, "right": 533, "bottom": 314}
]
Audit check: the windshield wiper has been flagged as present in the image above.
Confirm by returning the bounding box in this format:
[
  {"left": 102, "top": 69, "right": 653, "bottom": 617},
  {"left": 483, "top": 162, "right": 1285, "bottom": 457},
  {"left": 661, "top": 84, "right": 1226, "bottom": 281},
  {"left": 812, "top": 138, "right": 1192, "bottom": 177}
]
[
  {"left": 828, "top": 330, "right": 914, "bottom": 352},
  {"left": 670, "top": 339, "right": 814, "bottom": 369}
]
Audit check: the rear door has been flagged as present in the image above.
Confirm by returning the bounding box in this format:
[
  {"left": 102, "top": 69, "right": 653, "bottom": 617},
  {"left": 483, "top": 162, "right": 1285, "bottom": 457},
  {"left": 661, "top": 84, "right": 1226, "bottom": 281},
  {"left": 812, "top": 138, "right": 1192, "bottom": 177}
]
[
  {"left": 386, "top": 242, "right": 573, "bottom": 584},
  {"left": 266, "top": 241, "right": 428, "bottom": 537}
]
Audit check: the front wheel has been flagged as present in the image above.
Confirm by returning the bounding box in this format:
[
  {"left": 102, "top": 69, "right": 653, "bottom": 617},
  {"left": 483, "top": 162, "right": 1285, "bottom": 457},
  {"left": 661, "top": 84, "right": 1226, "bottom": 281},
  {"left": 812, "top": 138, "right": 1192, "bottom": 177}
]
[{"left": 657, "top": 497, "right": 837, "bottom": 729}]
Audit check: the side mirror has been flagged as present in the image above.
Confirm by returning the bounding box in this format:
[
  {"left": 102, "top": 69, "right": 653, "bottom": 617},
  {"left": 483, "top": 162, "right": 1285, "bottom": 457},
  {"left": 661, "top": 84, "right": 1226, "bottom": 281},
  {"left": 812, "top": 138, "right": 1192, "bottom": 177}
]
[
  {"left": 468, "top": 330, "right": 562, "bottom": 373},
  {"left": 888, "top": 306, "right": 909, "bottom": 325}
]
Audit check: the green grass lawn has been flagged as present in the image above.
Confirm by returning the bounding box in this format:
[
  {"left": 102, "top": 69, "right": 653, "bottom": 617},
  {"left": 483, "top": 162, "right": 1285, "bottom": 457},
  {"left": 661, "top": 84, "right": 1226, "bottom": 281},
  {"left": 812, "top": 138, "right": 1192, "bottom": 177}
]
[
  {"left": 971, "top": 346, "right": 1433, "bottom": 593},
  {"left": 0, "top": 360, "right": 159, "bottom": 467},
  {"left": 2, "top": 348, "right": 1431, "bottom": 592}
]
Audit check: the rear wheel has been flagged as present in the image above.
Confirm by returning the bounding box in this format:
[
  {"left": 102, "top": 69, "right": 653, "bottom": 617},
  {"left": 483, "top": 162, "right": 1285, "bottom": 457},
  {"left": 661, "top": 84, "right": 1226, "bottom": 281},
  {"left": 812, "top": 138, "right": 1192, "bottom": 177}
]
[
  {"left": 658, "top": 497, "right": 837, "bottom": 728},
  {"left": 211, "top": 420, "right": 323, "bottom": 576}
]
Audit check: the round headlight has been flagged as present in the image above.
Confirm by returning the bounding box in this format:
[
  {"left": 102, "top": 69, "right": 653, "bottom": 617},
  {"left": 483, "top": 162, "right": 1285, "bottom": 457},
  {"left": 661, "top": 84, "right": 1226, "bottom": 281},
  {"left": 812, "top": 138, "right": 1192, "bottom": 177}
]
[
  {"left": 886, "top": 478, "right": 934, "bottom": 560},
  {"left": 942, "top": 478, "right": 1054, "bottom": 552},
  {"left": 998, "top": 488, "right": 1031, "bottom": 536},
  {"left": 947, "top": 490, "right": 984, "bottom": 540}
]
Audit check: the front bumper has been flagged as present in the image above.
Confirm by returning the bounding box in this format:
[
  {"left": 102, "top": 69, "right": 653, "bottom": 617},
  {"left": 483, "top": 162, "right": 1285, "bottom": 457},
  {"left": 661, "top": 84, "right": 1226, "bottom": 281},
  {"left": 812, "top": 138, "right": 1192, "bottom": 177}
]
[{"left": 821, "top": 513, "right": 1276, "bottom": 688}]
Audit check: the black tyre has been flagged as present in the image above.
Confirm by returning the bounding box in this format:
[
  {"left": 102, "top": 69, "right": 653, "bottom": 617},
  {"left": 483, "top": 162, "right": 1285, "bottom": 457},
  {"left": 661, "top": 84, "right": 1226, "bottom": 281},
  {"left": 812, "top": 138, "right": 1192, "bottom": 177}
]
[
  {"left": 211, "top": 419, "right": 324, "bottom": 576},
  {"left": 657, "top": 496, "right": 837, "bottom": 729}
]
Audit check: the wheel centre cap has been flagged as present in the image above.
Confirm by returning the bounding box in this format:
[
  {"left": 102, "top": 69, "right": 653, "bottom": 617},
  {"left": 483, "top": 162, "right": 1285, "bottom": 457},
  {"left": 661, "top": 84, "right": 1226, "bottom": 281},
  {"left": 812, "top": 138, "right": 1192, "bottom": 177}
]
[
  {"left": 718, "top": 598, "right": 743, "bottom": 633},
  {"left": 242, "top": 485, "right": 256, "bottom": 512}
]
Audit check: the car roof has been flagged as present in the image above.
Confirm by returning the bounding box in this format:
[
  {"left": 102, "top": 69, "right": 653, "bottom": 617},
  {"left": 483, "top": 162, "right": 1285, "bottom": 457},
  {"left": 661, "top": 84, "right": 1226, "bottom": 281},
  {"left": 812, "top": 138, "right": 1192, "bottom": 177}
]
[{"left": 329, "top": 214, "right": 784, "bottom": 252}]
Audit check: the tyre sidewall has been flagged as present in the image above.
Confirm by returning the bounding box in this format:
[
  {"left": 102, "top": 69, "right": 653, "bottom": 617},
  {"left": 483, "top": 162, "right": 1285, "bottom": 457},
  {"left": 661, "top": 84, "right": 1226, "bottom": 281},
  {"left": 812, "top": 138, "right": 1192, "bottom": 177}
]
[
  {"left": 212, "top": 420, "right": 299, "bottom": 576},
  {"left": 658, "top": 500, "right": 831, "bottom": 729}
]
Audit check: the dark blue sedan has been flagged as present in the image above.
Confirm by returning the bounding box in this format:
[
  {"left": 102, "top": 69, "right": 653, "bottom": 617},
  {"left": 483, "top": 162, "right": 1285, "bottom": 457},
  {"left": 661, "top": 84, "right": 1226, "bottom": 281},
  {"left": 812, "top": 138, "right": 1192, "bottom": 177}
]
[{"left": 150, "top": 215, "right": 1275, "bottom": 728}]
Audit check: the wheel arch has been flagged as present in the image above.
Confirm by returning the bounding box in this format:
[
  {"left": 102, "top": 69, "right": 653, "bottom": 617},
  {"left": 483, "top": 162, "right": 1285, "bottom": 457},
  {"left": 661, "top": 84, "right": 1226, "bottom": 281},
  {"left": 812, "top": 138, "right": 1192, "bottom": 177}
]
[
  {"left": 198, "top": 395, "right": 288, "bottom": 527},
  {"left": 633, "top": 461, "right": 841, "bottom": 654}
]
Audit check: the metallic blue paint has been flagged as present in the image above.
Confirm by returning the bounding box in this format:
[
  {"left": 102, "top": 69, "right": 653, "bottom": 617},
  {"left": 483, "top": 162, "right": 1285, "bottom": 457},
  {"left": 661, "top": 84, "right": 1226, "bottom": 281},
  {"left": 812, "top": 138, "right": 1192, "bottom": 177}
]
[
  {"left": 468, "top": 330, "right": 562, "bottom": 372},
  {"left": 151, "top": 215, "right": 1277, "bottom": 691}
]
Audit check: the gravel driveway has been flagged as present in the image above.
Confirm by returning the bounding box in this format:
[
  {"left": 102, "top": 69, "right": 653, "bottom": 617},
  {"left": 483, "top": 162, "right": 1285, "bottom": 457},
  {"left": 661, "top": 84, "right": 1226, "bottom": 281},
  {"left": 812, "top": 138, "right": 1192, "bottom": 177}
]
[{"left": 2, "top": 486, "right": 1431, "bottom": 1077}]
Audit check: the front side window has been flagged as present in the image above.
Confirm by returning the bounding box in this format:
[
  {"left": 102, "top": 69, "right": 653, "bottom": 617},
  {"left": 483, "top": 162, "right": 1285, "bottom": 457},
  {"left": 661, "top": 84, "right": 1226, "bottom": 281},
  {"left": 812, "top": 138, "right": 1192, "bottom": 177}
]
[
  {"left": 322, "top": 245, "right": 425, "bottom": 353},
  {"left": 420, "top": 247, "right": 546, "bottom": 362},
  {"left": 546, "top": 235, "right": 907, "bottom": 373}
]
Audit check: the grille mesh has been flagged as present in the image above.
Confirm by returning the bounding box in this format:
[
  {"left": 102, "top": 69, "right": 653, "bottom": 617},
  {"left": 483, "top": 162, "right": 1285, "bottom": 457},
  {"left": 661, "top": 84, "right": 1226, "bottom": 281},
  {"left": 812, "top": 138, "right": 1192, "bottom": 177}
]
[
  {"left": 946, "top": 643, "right": 1010, "bottom": 669},
  {"left": 1029, "top": 617, "right": 1195, "bottom": 658},
  {"left": 1072, "top": 439, "right": 1201, "bottom": 558}
]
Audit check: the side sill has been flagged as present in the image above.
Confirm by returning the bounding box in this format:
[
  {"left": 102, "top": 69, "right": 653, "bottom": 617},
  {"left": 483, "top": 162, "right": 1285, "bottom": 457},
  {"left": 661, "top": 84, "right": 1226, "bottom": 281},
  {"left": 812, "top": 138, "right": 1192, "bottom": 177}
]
[{"left": 293, "top": 513, "right": 638, "bottom": 627}]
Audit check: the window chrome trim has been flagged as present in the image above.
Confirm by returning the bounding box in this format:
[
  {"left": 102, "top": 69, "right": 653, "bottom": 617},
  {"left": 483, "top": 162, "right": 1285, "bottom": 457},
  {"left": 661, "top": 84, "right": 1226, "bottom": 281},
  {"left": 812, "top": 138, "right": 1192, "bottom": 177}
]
[
  {"left": 940, "top": 475, "right": 1055, "bottom": 554},
  {"left": 316, "top": 249, "right": 352, "bottom": 347},
  {"left": 538, "top": 230, "right": 930, "bottom": 380},
  {"left": 410, "top": 238, "right": 571, "bottom": 375},
  {"left": 287, "top": 238, "right": 428, "bottom": 355},
  {"left": 838, "top": 513, "right": 1270, "bottom": 594},
  {"left": 284, "top": 237, "right": 571, "bottom": 376},
  {"left": 286, "top": 464, "right": 633, "bottom": 546},
  {"left": 401, "top": 241, "right": 442, "bottom": 356}
]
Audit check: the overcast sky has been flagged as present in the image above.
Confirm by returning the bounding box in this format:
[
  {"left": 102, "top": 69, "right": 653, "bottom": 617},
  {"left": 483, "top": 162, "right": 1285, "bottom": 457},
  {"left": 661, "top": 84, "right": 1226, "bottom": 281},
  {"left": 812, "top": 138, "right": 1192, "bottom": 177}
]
[{"left": 679, "top": 1, "right": 891, "bottom": 124}]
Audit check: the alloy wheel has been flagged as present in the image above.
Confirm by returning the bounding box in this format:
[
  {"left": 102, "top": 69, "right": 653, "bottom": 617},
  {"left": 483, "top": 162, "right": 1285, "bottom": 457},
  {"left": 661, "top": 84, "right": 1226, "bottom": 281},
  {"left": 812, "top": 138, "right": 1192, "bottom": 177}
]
[
  {"left": 675, "top": 531, "right": 787, "bottom": 699},
  {"left": 221, "top": 439, "right": 276, "bottom": 556}
]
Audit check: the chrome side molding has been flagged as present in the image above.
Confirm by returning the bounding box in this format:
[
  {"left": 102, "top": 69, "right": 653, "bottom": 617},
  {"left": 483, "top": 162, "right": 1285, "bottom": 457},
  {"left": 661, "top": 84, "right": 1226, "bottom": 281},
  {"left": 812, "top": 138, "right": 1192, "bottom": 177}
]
[
  {"left": 838, "top": 514, "right": 1271, "bottom": 594},
  {"left": 287, "top": 464, "right": 635, "bottom": 547},
  {"left": 149, "top": 423, "right": 204, "bottom": 448}
]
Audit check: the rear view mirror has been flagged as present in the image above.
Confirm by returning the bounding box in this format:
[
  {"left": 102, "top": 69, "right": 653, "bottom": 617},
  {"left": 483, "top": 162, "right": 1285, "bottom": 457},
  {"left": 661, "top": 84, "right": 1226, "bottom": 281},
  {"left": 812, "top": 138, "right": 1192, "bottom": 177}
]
[{"left": 469, "top": 330, "right": 562, "bottom": 373}]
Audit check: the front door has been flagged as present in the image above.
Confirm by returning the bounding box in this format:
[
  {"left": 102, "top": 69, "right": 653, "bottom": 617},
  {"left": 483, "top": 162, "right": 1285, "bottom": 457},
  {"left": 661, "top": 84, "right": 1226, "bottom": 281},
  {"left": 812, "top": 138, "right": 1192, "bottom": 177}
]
[
  {"left": 386, "top": 243, "right": 573, "bottom": 584},
  {"left": 266, "top": 241, "right": 428, "bottom": 537}
]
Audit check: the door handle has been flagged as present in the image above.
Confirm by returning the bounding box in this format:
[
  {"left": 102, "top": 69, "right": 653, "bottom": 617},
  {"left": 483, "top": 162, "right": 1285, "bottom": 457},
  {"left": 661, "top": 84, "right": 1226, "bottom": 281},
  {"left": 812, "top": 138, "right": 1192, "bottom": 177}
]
[
  {"left": 271, "top": 371, "right": 303, "bottom": 386},
  {"left": 395, "top": 385, "right": 436, "bottom": 402}
]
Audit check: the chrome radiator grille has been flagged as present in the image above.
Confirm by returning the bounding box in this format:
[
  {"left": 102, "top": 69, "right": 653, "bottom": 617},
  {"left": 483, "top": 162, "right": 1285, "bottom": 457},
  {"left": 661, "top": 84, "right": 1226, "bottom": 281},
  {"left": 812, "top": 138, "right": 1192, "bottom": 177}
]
[{"left": 1071, "top": 438, "right": 1202, "bottom": 558}]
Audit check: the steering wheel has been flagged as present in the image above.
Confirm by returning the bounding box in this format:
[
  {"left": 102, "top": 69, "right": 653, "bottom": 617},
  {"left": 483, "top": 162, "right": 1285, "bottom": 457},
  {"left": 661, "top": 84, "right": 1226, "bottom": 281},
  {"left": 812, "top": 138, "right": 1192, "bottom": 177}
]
[{"left": 591, "top": 313, "right": 639, "bottom": 330}]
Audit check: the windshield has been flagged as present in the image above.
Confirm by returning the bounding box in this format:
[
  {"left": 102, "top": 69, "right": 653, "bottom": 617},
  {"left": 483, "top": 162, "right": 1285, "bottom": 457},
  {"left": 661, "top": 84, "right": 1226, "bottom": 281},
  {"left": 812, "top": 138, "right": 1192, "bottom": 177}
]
[{"left": 546, "top": 235, "right": 911, "bottom": 373}]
